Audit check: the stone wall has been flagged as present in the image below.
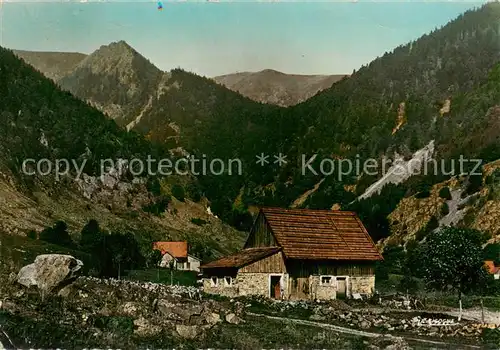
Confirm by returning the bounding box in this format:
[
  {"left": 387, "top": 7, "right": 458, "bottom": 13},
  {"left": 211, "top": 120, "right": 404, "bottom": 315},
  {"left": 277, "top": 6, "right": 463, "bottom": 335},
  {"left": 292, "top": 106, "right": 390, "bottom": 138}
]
[
  {"left": 202, "top": 278, "right": 239, "bottom": 298},
  {"left": 308, "top": 275, "right": 375, "bottom": 300},
  {"left": 350, "top": 276, "right": 375, "bottom": 295},
  {"left": 237, "top": 273, "right": 288, "bottom": 299},
  {"left": 237, "top": 273, "right": 270, "bottom": 297},
  {"left": 310, "top": 275, "right": 336, "bottom": 300}
]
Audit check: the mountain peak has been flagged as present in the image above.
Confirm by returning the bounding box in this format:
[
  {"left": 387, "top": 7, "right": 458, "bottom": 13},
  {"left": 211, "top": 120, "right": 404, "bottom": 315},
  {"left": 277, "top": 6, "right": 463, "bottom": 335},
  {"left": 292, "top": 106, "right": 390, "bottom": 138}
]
[
  {"left": 58, "top": 40, "right": 163, "bottom": 122},
  {"left": 105, "top": 40, "right": 136, "bottom": 54},
  {"left": 259, "top": 69, "right": 285, "bottom": 75}
]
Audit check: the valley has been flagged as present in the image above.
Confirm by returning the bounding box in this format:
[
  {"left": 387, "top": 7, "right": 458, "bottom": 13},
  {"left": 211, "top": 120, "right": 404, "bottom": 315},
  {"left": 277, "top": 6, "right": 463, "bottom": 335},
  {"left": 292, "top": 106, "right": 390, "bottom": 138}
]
[{"left": 1, "top": 1, "right": 500, "bottom": 348}]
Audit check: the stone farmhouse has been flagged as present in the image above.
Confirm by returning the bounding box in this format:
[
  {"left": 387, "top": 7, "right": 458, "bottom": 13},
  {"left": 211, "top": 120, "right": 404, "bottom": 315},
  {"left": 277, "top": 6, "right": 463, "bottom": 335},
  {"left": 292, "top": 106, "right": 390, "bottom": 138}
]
[
  {"left": 200, "top": 207, "right": 383, "bottom": 300},
  {"left": 153, "top": 241, "right": 201, "bottom": 272}
]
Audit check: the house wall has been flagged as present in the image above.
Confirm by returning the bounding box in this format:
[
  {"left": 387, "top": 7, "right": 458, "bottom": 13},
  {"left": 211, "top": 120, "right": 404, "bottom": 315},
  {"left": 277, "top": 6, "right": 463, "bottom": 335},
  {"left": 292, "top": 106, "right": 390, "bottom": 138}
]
[
  {"left": 237, "top": 272, "right": 289, "bottom": 298},
  {"left": 287, "top": 260, "right": 376, "bottom": 300},
  {"left": 350, "top": 276, "right": 375, "bottom": 295},
  {"left": 202, "top": 258, "right": 376, "bottom": 300},
  {"left": 239, "top": 251, "right": 286, "bottom": 273},
  {"left": 244, "top": 212, "right": 276, "bottom": 248},
  {"left": 202, "top": 251, "right": 288, "bottom": 298},
  {"left": 159, "top": 254, "right": 200, "bottom": 272},
  {"left": 159, "top": 253, "right": 175, "bottom": 268},
  {"left": 202, "top": 278, "right": 239, "bottom": 297},
  {"left": 186, "top": 255, "right": 201, "bottom": 272}
]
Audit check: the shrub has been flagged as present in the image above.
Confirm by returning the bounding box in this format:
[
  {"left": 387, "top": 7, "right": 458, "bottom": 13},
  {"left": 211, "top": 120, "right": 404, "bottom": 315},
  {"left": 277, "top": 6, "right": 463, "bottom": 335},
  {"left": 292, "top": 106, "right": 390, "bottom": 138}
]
[
  {"left": 375, "top": 261, "right": 389, "bottom": 281},
  {"left": 398, "top": 275, "right": 420, "bottom": 293},
  {"left": 485, "top": 169, "right": 500, "bottom": 185},
  {"left": 142, "top": 195, "right": 171, "bottom": 216},
  {"left": 481, "top": 328, "right": 500, "bottom": 348},
  {"left": 440, "top": 202, "right": 450, "bottom": 216},
  {"left": 191, "top": 218, "right": 208, "bottom": 226},
  {"left": 438, "top": 186, "right": 452, "bottom": 200},
  {"left": 415, "top": 190, "right": 431, "bottom": 199},
  {"left": 171, "top": 184, "right": 185, "bottom": 202},
  {"left": 27, "top": 230, "right": 38, "bottom": 240},
  {"left": 484, "top": 243, "right": 500, "bottom": 265},
  {"left": 415, "top": 216, "right": 439, "bottom": 241},
  {"left": 465, "top": 173, "right": 484, "bottom": 196},
  {"left": 39, "top": 221, "right": 74, "bottom": 248}
]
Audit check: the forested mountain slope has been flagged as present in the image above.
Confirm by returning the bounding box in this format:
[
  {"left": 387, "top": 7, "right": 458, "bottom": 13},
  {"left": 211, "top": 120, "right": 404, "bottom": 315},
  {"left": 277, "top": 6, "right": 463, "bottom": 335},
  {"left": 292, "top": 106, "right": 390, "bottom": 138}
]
[{"left": 0, "top": 46, "right": 245, "bottom": 257}]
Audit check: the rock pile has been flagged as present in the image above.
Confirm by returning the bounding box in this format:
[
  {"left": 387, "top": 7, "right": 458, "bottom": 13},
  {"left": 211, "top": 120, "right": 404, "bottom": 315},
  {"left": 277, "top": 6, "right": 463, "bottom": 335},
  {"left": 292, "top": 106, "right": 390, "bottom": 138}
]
[{"left": 81, "top": 276, "right": 201, "bottom": 300}]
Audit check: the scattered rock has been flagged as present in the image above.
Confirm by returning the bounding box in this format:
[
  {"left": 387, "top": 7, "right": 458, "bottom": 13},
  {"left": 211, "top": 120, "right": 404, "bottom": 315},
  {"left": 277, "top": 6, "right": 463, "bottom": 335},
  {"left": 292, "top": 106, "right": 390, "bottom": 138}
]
[
  {"left": 360, "top": 320, "right": 371, "bottom": 329},
  {"left": 176, "top": 324, "right": 200, "bottom": 339},
  {"left": 121, "top": 301, "right": 141, "bottom": 316},
  {"left": 309, "top": 314, "right": 326, "bottom": 321},
  {"left": 134, "top": 317, "right": 162, "bottom": 336},
  {"left": 225, "top": 313, "right": 243, "bottom": 324},
  {"left": 205, "top": 312, "right": 221, "bottom": 326}
]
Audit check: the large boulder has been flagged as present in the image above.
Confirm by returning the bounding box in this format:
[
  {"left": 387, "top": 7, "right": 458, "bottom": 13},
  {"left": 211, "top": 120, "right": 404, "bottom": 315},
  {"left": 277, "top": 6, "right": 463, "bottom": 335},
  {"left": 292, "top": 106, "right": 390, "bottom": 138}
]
[{"left": 17, "top": 254, "right": 83, "bottom": 296}]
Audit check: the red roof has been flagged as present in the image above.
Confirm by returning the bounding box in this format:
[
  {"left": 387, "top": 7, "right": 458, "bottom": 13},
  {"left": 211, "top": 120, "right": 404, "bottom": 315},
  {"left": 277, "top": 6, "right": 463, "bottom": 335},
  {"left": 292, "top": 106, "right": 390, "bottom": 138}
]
[
  {"left": 153, "top": 241, "right": 188, "bottom": 258},
  {"left": 485, "top": 260, "right": 499, "bottom": 274},
  {"left": 200, "top": 247, "right": 281, "bottom": 269},
  {"left": 260, "top": 207, "right": 382, "bottom": 261}
]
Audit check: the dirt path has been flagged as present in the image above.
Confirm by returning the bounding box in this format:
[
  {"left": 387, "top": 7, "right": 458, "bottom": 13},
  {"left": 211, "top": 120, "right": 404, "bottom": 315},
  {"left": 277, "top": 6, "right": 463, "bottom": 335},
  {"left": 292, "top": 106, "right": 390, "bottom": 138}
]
[
  {"left": 350, "top": 306, "right": 500, "bottom": 325},
  {"left": 444, "top": 308, "right": 500, "bottom": 325},
  {"left": 248, "top": 312, "right": 482, "bottom": 349}
]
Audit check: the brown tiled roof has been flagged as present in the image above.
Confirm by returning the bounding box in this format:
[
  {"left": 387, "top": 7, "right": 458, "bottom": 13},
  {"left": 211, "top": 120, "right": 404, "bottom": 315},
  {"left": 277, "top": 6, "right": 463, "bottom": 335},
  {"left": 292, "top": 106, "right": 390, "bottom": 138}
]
[
  {"left": 153, "top": 241, "right": 188, "bottom": 258},
  {"left": 200, "top": 247, "right": 281, "bottom": 269},
  {"left": 260, "top": 207, "right": 382, "bottom": 261}
]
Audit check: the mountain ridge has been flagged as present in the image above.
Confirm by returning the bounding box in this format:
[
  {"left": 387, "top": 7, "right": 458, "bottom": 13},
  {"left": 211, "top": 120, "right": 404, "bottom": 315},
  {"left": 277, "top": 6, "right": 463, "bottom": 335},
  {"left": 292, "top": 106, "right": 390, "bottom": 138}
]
[{"left": 213, "top": 69, "right": 347, "bottom": 106}]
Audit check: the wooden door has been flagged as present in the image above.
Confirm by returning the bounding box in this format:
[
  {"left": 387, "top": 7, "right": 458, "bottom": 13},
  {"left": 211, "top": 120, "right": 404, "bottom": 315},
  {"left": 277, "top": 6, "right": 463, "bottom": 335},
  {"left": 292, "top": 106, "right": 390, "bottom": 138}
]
[
  {"left": 270, "top": 276, "right": 281, "bottom": 299},
  {"left": 336, "top": 277, "right": 346, "bottom": 299}
]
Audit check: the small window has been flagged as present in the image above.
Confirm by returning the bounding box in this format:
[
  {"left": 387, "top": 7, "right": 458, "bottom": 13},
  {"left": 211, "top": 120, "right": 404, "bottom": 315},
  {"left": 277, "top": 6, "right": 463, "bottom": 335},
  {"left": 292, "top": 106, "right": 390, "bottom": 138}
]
[
  {"left": 210, "top": 277, "right": 218, "bottom": 287},
  {"left": 320, "top": 275, "right": 333, "bottom": 286},
  {"left": 224, "top": 276, "right": 233, "bottom": 287}
]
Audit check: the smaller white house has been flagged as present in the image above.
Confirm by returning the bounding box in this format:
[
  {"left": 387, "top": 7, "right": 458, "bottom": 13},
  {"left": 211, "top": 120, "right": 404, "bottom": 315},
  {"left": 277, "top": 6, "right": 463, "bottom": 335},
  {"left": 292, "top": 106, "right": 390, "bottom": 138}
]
[{"left": 153, "top": 241, "right": 201, "bottom": 272}]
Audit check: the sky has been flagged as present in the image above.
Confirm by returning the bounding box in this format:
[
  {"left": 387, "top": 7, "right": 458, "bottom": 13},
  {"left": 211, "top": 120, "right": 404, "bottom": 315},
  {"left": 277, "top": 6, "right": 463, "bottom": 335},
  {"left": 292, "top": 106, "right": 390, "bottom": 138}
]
[{"left": 0, "top": 0, "right": 488, "bottom": 77}]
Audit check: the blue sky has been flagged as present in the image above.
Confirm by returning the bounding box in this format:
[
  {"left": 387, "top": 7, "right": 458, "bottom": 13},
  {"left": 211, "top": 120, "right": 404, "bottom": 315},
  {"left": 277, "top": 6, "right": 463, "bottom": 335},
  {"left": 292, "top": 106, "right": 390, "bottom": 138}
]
[{"left": 0, "top": 1, "right": 486, "bottom": 76}]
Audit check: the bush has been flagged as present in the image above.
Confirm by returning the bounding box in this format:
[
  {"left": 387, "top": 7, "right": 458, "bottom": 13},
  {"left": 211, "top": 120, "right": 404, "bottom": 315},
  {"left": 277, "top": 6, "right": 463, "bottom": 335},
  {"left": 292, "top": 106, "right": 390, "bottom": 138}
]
[
  {"left": 485, "top": 169, "right": 500, "bottom": 185},
  {"left": 440, "top": 202, "right": 450, "bottom": 216},
  {"left": 481, "top": 328, "right": 500, "bottom": 348},
  {"left": 415, "top": 190, "right": 431, "bottom": 199},
  {"left": 191, "top": 218, "right": 208, "bottom": 226},
  {"left": 438, "top": 186, "right": 452, "bottom": 200},
  {"left": 415, "top": 216, "right": 439, "bottom": 241},
  {"left": 375, "top": 261, "right": 389, "bottom": 281},
  {"left": 465, "top": 173, "right": 484, "bottom": 196},
  {"left": 398, "top": 275, "right": 420, "bottom": 293},
  {"left": 171, "top": 184, "right": 185, "bottom": 202},
  {"left": 90, "top": 315, "right": 134, "bottom": 335},
  {"left": 142, "top": 195, "right": 171, "bottom": 216},
  {"left": 39, "top": 221, "right": 74, "bottom": 248},
  {"left": 484, "top": 243, "right": 500, "bottom": 265},
  {"left": 27, "top": 230, "right": 38, "bottom": 240}
]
